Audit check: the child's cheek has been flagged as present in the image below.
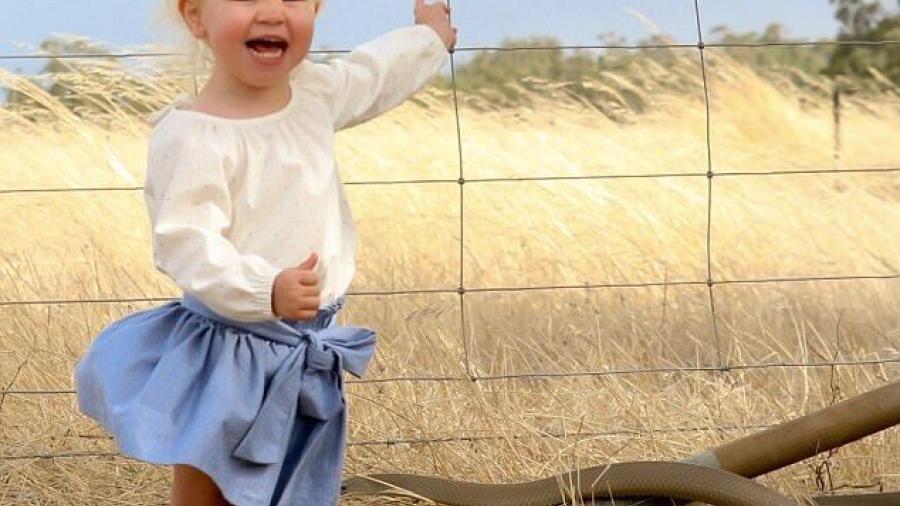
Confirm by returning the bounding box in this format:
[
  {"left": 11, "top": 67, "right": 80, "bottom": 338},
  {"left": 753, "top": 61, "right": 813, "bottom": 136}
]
[
  {"left": 213, "top": 18, "right": 251, "bottom": 59},
  {"left": 290, "top": 17, "right": 316, "bottom": 58}
]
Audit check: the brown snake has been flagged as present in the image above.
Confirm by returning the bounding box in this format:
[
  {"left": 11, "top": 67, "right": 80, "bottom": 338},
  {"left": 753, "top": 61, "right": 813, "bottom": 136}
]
[{"left": 341, "top": 461, "right": 803, "bottom": 506}]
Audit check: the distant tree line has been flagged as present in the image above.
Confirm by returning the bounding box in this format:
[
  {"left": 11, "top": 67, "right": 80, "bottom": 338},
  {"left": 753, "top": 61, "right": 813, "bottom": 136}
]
[
  {"left": 440, "top": 0, "right": 899, "bottom": 104},
  {"left": 4, "top": 1, "right": 898, "bottom": 119},
  {"left": 3, "top": 36, "right": 183, "bottom": 122}
]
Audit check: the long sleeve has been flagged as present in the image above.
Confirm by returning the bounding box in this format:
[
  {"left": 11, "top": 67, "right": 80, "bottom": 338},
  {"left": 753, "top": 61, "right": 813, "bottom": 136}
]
[
  {"left": 315, "top": 24, "right": 448, "bottom": 131},
  {"left": 143, "top": 131, "right": 281, "bottom": 322}
]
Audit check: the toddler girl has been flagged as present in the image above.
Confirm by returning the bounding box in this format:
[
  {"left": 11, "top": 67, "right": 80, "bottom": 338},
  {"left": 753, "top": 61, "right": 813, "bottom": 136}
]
[{"left": 74, "top": 0, "right": 457, "bottom": 504}]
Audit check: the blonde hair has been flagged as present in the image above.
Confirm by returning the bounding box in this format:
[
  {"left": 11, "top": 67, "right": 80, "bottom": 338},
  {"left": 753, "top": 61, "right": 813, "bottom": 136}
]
[{"left": 150, "top": 0, "right": 326, "bottom": 92}]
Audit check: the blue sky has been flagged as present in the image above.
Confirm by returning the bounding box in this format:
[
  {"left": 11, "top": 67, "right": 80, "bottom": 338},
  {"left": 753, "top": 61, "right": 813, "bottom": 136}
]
[{"left": 0, "top": 0, "right": 886, "bottom": 77}]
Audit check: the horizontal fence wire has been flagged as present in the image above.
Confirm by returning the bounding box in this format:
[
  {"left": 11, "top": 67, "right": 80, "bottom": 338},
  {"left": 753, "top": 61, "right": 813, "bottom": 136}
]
[
  {"left": 2, "top": 38, "right": 900, "bottom": 60},
  {"left": 0, "top": 423, "right": 782, "bottom": 461},
  {"left": 3, "top": 166, "right": 900, "bottom": 196},
  {"left": 2, "top": 273, "right": 899, "bottom": 310},
  {"left": 2, "top": 356, "right": 898, "bottom": 396},
  {"left": 1, "top": 1, "right": 898, "bottom": 469}
]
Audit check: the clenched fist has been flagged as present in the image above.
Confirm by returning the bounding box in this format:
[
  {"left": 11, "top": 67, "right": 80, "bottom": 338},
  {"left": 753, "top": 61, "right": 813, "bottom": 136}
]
[
  {"left": 271, "top": 252, "right": 321, "bottom": 321},
  {"left": 415, "top": 0, "right": 457, "bottom": 52}
]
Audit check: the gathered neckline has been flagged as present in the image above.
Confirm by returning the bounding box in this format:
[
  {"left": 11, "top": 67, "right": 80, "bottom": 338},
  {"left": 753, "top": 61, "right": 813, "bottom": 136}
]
[
  {"left": 166, "top": 60, "right": 311, "bottom": 126},
  {"left": 170, "top": 84, "right": 297, "bottom": 125}
]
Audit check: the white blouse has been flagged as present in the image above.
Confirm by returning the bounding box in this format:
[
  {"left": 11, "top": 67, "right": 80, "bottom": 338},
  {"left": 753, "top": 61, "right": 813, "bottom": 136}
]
[{"left": 143, "top": 24, "right": 448, "bottom": 322}]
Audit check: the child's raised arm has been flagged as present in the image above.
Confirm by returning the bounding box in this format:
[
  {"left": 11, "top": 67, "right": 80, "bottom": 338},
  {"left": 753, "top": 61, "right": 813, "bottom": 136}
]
[
  {"left": 310, "top": 2, "right": 455, "bottom": 131},
  {"left": 143, "top": 130, "right": 281, "bottom": 322}
]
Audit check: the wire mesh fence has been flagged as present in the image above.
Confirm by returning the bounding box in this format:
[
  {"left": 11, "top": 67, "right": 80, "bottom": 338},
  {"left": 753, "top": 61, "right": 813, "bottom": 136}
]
[{"left": 0, "top": 0, "right": 897, "bottom": 481}]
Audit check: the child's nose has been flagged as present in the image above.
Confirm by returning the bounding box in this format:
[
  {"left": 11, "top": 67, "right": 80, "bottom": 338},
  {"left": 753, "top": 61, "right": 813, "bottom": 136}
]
[{"left": 255, "top": 0, "right": 286, "bottom": 23}]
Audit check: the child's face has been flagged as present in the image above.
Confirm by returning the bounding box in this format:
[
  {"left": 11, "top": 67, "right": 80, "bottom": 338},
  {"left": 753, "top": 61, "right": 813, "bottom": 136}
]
[{"left": 181, "top": 0, "right": 317, "bottom": 89}]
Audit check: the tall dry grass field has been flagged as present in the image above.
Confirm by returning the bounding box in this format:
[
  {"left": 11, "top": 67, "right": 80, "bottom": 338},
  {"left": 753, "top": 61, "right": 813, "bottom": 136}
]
[{"left": 0, "top": 45, "right": 898, "bottom": 504}]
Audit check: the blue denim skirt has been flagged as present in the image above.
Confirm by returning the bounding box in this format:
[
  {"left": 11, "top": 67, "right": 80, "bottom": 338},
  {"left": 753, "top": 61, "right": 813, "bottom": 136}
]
[{"left": 74, "top": 293, "right": 376, "bottom": 506}]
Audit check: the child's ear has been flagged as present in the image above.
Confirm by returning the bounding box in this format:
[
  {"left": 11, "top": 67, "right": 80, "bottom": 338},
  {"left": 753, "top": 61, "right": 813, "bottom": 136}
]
[{"left": 179, "top": 0, "right": 207, "bottom": 39}]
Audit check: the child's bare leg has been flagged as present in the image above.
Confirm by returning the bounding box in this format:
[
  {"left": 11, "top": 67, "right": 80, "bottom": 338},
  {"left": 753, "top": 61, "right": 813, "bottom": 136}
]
[{"left": 171, "top": 464, "right": 231, "bottom": 506}]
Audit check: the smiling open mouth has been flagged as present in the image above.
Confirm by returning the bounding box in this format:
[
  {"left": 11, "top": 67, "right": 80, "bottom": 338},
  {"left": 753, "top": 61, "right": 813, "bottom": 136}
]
[{"left": 245, "top": 38, "right": 289, "bottom": 60}]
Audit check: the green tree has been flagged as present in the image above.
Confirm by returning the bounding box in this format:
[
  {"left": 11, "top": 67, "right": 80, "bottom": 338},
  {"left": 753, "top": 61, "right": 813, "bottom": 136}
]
[
  {"left": 832, "top": 0, "right": 887, "bottom": 34},
  {"left": 826, "top": 0, "right": 900, "bottom": 85}
]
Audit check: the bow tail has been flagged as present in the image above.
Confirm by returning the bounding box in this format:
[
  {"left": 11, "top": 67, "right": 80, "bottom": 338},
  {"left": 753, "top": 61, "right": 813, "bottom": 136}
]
[
  {"left": 230, "top": 326, "right": 376, "bottom": 465},
  {"left": 232, "top": 344, "right": 307, "bottom": 465}
]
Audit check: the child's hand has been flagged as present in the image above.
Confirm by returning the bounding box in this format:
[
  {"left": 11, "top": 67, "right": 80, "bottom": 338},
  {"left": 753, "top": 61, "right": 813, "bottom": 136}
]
[
  {"left": 414, "top": 0, "right": 457, "bottom": 52},
  {"left": 272, "top": 252, "right": 321, "bottom": 321}
]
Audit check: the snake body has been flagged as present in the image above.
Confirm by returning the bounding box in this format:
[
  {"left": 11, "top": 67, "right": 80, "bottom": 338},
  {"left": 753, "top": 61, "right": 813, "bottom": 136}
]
[
  {"left": 341, "top": 461, "right": 800, "bottom": 506},
  {"left": 343, "top": 381, "right": 900, "bottom": 505}
]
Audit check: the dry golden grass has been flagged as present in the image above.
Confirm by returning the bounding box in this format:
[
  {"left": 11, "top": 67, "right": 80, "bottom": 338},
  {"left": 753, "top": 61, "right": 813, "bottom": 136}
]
[{"left": 0, "top": 46, "right": 898, "bottom": 505}]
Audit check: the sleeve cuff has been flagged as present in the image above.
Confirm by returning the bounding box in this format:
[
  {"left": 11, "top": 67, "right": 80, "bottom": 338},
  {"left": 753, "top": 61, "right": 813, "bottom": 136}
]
[
  {"left": 410, "top": 23, "right": 448, "bottom": 57},
  {"left": 250, "top": 263, "right": 282, "bottom": 321}
]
